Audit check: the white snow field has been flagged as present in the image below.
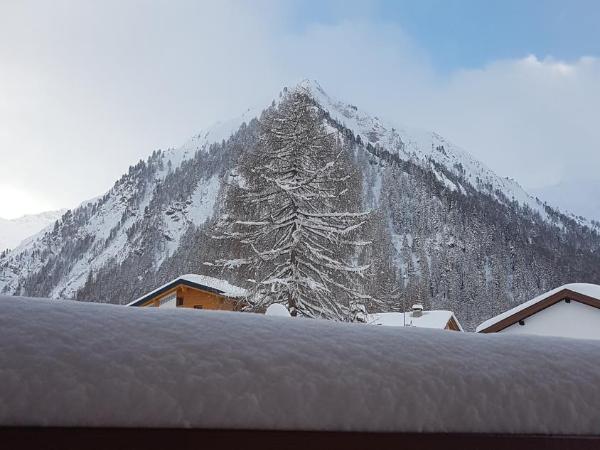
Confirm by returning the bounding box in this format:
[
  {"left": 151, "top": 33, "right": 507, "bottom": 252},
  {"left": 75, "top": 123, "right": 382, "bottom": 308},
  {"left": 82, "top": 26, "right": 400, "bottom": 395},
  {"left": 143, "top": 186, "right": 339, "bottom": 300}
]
[{"left": 1, "top": 296, "right": 600, "bottom": 435}]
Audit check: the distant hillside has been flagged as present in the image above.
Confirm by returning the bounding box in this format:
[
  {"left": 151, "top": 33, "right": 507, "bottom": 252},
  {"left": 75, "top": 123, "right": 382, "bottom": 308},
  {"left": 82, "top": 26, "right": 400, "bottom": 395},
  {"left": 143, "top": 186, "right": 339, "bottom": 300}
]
[
  {"left": 533, "top": 180, "right": 600, "bottom": 224},
  {"left": 0, "top": 209, "right": 66, "bottom": 251}
]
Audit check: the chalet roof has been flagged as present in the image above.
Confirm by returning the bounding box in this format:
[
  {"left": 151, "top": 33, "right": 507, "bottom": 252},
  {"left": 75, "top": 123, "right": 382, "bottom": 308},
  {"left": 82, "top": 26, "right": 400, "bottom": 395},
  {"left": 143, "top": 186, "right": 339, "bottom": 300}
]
[
  {"left": 128, "top": 274, "right": 248, "bottom": 307},
  {"left": 368, "top": 310, "right": 463, "bottom": 331},
  {"left": 476, "top": 283, "right": 600, "bottom": 333},
  {"left": 2, "top": 295, "right": 600, "bottom": 435}
]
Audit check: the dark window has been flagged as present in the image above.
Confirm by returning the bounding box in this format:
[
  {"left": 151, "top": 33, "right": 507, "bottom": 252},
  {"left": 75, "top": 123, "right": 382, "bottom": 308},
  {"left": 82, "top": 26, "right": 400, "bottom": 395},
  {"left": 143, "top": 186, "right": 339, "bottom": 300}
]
[
  {"left": 194, "top": 305, "right": 204, "bottom": 309},
  {"left": 176, "top": 297, "right": 183, "bottom": 307},
  {"left": 518, "top": 320, "right": 525, "bottom": 326},
  {"left": 565, "top": 298, "right": 571, "bottom": 303}
]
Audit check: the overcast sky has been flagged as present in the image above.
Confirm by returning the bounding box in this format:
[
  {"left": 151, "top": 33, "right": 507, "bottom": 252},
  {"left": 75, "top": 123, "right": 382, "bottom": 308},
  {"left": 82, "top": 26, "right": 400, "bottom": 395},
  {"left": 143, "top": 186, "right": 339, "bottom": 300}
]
[{"left": 1, "top": 0, "right": 600, "bottom": 219}]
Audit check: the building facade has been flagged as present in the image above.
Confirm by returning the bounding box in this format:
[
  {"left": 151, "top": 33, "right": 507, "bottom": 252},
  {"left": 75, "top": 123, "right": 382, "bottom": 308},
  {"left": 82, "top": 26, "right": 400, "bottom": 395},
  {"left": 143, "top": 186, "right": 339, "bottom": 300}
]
[{"left": 128, "top": 274, "right": 247, "bottom": 311}]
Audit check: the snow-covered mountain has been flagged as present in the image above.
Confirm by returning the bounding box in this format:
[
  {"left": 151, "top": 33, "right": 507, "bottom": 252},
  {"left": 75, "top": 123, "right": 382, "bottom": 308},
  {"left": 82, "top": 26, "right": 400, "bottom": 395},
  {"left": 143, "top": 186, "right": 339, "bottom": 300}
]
[
  {"left": 533, "top": 180, "right": 600, "bottom": 224},
  {"left": 1, "top": 80, "right": 599, "bottom": 329},
  {"left": 0, "top": 209, "right": 66, "bottom": 251}
]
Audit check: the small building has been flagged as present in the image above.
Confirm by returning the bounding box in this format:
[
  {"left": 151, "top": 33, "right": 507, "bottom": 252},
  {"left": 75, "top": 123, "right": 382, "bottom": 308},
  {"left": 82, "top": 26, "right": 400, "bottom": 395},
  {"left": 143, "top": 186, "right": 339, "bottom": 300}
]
[
  {"left": 368, "top": 305, "right": 463, "bottom": 331},
  {"left": 476, "top": 283, "right": 600, "bottom": 339},
  {"left": 128, "top": 274, "right": 247, "bottom": 311}
]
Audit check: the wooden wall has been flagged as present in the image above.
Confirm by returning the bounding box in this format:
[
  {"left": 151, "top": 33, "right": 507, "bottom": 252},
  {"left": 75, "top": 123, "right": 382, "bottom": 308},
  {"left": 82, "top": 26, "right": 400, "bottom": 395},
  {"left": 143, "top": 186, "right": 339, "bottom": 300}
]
[
  {"left": 445, "top": 317, "right": 462, "bottom": 331},
  {"left": 177, "top": 286, "right": 241, "bottom": 311},
  {"left": 143, "top": 285, "right": 241, "bottom": 311}
]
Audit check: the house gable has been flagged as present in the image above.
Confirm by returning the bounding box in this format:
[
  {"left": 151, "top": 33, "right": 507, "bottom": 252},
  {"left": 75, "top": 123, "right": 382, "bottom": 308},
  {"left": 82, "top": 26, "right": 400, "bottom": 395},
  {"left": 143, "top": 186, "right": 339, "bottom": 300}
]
[
  {"left": 129, "top": 278, "right": 229, "bottom": 307},
  {"left": 128, "top": 275, "right": 247, "bottom": 311},
  {"left": 478, "top": 288, "right": 600, "bottom": 334}
]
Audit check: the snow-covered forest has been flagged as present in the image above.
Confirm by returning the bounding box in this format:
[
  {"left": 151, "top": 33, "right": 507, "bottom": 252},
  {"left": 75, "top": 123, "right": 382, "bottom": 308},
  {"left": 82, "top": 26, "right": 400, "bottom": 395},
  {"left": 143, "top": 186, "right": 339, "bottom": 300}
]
[{"left": 2, "top": 81, "right": 600, "bottom": 329}]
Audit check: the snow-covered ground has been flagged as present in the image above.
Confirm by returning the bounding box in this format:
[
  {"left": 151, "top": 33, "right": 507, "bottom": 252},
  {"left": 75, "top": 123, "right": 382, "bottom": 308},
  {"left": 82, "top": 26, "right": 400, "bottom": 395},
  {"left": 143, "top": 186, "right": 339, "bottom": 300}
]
[
  {"left": 0, "top": 209, "right": 65, "bottom": 251},
  {"left": 1, "top": 295, "right": 600, "bottom": 435}
]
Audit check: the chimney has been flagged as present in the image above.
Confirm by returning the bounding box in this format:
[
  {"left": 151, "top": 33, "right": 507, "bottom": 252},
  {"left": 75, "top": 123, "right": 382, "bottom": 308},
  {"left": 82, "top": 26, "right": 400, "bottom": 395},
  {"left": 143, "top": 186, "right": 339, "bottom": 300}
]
[{"left": 411, "top": 304, "right": 423, "bottom": 317}]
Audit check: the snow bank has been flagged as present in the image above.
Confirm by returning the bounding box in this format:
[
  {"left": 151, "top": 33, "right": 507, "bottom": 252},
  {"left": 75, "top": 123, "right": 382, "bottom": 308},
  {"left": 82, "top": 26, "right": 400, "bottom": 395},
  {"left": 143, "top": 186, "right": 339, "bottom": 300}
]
[
  {"left": 476, "top": 283, "right": 600, "bottom": 332},
  {"left": 1, "top": 295, "right": 600, "bottom": 435}
]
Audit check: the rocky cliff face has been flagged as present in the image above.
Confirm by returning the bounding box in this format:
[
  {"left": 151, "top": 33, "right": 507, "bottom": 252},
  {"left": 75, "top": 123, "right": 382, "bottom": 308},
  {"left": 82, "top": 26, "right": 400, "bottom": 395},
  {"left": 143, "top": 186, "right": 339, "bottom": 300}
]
[{"left": 2, "top": 81, "right": 599, "bottom": 329}]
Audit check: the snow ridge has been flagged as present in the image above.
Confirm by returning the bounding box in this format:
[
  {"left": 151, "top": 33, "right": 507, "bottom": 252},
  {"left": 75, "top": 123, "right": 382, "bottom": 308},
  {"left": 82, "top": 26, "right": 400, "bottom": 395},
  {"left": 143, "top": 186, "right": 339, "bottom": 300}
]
[
  {"left": 2, "top": 296, "right": 600, "bottom": 434},
  {"left": 298, "top": 80, "right": 585, "bottom": 226}
]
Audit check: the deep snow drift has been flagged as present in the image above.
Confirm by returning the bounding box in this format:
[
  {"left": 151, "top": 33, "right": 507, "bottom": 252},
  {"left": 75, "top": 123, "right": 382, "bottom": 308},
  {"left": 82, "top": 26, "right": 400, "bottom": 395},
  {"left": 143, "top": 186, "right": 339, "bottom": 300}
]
[{"left": 1, "top": 295, "right": 600, "bottom": 435}]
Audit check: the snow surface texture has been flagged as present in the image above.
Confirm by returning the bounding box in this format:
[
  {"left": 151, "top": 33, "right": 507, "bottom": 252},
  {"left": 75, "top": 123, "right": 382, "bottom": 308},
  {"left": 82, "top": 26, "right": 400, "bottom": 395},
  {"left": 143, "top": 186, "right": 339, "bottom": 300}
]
[
  {"left": 476, "top": 283, "right": 600, "bottom": 332},
  {"left": 1, "top": 296, "right": 600, "bottom": 435},
  {"left": 368, "top": 310, "right": 463, "bottom": 331},
  {"left": 0, "top": 209, "right": 65, "bottom": 250},
  {"left": 128, "top": 274, "right": 248, "bottom": 305}
]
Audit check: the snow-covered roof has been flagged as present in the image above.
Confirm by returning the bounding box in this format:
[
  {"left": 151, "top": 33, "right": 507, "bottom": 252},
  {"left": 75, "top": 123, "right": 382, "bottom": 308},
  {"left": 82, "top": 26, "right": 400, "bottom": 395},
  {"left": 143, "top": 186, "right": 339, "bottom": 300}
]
[
  {"left": 368, "top": 310, "right": 463, "bottom": 331},
  {"left": 2, "top": 295, "right": 600, "bottom": 434},
  {"left": 128, "top": 274, "right": 247, "bottom": 306},
  {"left": 476, "top": 283, "right": 600, "bottom": 332}
]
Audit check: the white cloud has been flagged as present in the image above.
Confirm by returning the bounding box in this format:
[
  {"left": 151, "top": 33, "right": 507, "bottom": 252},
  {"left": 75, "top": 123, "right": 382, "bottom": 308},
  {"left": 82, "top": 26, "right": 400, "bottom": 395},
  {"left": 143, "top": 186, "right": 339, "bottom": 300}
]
[
  {"left": 1, "top": 1, "right": 599, "bottom": 218},
  {"left": 412, "top": 55, "right": 600, "bottom": 189}
]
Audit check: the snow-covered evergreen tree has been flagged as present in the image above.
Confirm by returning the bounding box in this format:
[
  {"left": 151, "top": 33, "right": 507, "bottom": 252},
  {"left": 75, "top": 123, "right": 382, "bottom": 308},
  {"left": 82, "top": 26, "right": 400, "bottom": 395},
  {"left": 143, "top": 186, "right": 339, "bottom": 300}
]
[
  {"left": 350, "top": 301, "right": 368, "bottom": 323},
  {"left": 216, "top": 87, "right": 371, "bottom": 320}
]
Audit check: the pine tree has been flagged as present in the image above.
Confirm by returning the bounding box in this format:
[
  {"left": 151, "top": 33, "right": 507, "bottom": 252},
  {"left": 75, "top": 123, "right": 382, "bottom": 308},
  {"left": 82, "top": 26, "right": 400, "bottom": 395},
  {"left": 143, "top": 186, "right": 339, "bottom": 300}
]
[{"left": 215, "top": 87, "right": 371, "bottom": 320}]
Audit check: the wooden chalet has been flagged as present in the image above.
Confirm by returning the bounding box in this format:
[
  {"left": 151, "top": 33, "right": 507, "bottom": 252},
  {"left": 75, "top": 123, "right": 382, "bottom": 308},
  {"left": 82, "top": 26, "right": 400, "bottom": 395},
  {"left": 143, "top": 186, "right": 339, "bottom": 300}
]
[{"left": 128, "top": 274, "right": 247, "bottom": 311}]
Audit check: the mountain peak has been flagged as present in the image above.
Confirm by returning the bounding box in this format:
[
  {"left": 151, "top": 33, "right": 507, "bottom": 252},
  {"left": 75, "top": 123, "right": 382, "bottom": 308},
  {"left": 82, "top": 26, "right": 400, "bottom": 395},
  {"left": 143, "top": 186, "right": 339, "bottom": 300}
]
[{"left": 291, "top": 78, "right": 325, "bottom": 93}]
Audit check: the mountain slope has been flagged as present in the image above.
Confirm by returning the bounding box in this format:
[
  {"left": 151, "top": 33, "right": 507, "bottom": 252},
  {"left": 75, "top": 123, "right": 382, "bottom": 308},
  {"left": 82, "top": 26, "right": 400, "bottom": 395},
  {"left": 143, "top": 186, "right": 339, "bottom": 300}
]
[
  {"left": 2, "top": 80, "right": 600, "bottom": 329},
  {"left": 533, "top": 180, "right": 600, "bottom": 224},
  {"left": 0, "top": 209, "right": 66, "bottom": 251}
]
